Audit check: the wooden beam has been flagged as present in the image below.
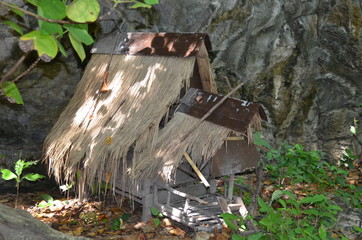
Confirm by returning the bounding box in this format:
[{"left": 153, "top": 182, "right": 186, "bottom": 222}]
[
  {"left": 183, "top": 152, "right": 210, "bottom": 188},
  {"left": 157, "top": 183, "right": 208, "bottom": 205}
]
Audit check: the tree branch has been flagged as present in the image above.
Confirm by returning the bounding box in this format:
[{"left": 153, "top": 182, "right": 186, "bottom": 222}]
[
  {"left": 10, "top": 57, "right": 41, "bottom": 84},
  {"left": 0, "top": 1, "right": 78, "bottom": 25},
  {"left": 0, "top": 53, "right": 28, "bottom": 86}
]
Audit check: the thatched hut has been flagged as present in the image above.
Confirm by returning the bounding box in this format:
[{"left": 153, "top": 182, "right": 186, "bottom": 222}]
[{"left": 43, "top": 32, "right": 266, "bottom": 230}]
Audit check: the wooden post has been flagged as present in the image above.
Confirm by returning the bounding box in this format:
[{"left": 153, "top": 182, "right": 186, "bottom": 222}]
[
  {"left": 228, "top": 174, "right": 235, "bottom": 201},
  {"left": 141, "top": 180, "right": 154, "bottom": 222}
]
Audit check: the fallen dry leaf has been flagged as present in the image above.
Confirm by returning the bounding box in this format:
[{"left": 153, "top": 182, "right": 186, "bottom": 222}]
[
  {"left": 72, "top": 226, "right": 84, "bottom": 236},
  {"left": 168, "top": 226, "right": 186, "bottom": 236}
]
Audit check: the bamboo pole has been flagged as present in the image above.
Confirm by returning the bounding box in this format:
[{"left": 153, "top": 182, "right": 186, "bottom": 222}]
[{"left": 183, "top": 152, "right": 210, "bottom": 188}]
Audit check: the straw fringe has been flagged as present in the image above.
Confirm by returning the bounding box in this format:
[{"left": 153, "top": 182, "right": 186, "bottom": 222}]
[
  {"left": 246, "top": 113, "right": 262, "bottom": 144},
  {"left": 133, "top": 112, "right": 232, "bottom": 182},
  {"left": 44, "top": 54, "right": 196, "bottom": 193}
]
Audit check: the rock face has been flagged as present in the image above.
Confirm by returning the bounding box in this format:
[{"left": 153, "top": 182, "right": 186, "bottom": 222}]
[
  {"left": 121, "top": 0, "right": 362, "bottom": 159},
  {"left": 0, "top": 203, "right": 88, "bottom": 240},
  {"left": 0, "top": 0, "right": 361, "bottom": 173}
]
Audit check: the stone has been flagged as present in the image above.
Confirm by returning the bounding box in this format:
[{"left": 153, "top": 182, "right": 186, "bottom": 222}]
[
  {"left": 0, "top": 203, "right": 88, "bottom": 240},
  {"left": 336, "top": 208, "right": 362, "bottom": 240}
]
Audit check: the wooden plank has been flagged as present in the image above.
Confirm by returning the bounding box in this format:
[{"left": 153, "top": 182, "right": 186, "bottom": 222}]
[
  {"left": 157, "top": 183, "right": 208, "bottom": 204},
  {"left": 183, "top": 152, "right": 210, "bottom": 188},
  {"left": 178, "top": 88, "right": 267, "bottom": 132}
]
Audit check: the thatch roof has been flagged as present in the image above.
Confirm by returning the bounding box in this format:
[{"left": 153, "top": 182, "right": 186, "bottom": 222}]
[
  {"left": 43, "top": 33, "right": 221, "bottom": 194},
  {"left": 44, "top": 33, "right": 265, "bottom": 196}
]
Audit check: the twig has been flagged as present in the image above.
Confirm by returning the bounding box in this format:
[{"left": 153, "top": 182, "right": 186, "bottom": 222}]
[
  {"left": 10, "top": 57, "right": 41, "bottom": 83},
  {"left": 0, "top": 53, "right": 28, "bottom": 86}
]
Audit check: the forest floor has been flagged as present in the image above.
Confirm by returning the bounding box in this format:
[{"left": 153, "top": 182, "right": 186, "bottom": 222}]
[{"left": 0, "top": 165, "right": 361, "bottom": 240}]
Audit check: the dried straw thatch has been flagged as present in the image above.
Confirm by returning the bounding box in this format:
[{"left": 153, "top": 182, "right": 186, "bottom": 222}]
[
  {"left": 44, "top": 54, "right": 197, "bottom": 193},
  {"left": 133, "top": 112, "right": 236, "bottom": 183}
]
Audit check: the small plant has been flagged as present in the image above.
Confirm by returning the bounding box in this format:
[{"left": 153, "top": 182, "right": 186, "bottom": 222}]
[
  {"left": 59, "top": 182, "right": 74, "bottom": 199},
  {"left": 37, "top": 193, "right": 55, "bottom": 208},
  {"left": 150, "top": 207, "right": 163, "bottom": 228},
  {"left": 0, "top": 159, "right": 45, "bottom": 207},
  {"left": 256, "top": 190, "right": 342, "bottom": 240},
  {"left": 111, "top": 214, "right": 130, "bottom": 230}
]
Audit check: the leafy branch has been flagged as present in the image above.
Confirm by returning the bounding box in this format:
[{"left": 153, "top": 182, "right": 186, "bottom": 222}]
[{"left": 0, "top": 0, "right": 159, "bottom": 105}]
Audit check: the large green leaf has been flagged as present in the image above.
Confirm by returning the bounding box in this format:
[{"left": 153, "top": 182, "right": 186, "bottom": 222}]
[
  {"left": 38, "top": 0, "right": 66, "bottom": 20},
  {"left": 145, "top": 0, "right": 159, "bottom": 4},
  {"left": 7, "top": 3, "right": 25, "bottom": 17},
  {"left": 14, "top": 159, "right": 25, "bottom": 177},
  {"left": 2, "top": 81, "right": 24, "bottom": 105},
  {"left": 318, "top": 225, "right": 327, "bottom": 240},
  {"left": 64, "top": 24, "right": 93, "bottom": 45},
  {"left": 0, "top": 169, "right": 17, "bottom": 181},
  {"left": 23, "top": 173, "right": 45, "bottom": 181},
  {"left": 130, "top": 2, "right": 152, "bottom": 8},
  {"left": 20, "top": 31, "right": 58, "bottom": 61},
  {"left": 37, "top": 7, "right": 63, "bottom": 35},
  {"left": 69, "top": 33, "right": 85, "bottom": 61},
  {"left": 300, "top": 194, "right": 326, "bottom": 204},
  {"left": 66, "top": 0, "right": 100, "bottom": 23},
  {"left": 26, "top": 0, "right": 39, "bottom": 6},
  {"left": 3, "top": 20, "right": 23, "bottom": 35},
  {"left": 38, "top": 20, "right": 63, "bottom": 35},
  {"left": 55, "top": 39, "right": 67, "bottom": 57}
]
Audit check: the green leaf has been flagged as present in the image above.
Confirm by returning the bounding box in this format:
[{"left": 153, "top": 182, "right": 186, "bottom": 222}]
[
  {"left": 253, "top": 132, "right": 271, "bottom": 150},
  {"left": 55, "top": 39, "right": 67, "bottom": 57},
  {"left": 350, "top": 126, "right": 357, "bottom": 135},
  {"left": 20, "top": 31, "right": 58, "bottom": 61},
  {"left": 353, "top": 226, "right": 362, "bottom": 233},
  {"left": 0, "top": 169, "right": 18, "bottom": 181},
  {"left": 14, "top": 160, "right": 25, "bottom": 177},
  {"left": 7, "top": 3, "right": 24, "bottom": 17},
  {"left": 271, "top": 190, "right": 285, "bottom": 203},
  {"left": 38, "top": 0, "right": 66, "bottom": 20},
  {"left": 130, "top": 2, "right": 152, "bottom": 8},
  {"left": 26, "top": 0, "right": 39, "bottom": 6},
  {"left": 37, "top": 7, "right": 63, "bottom": 35},
  {"left": 278, "top": 199, "right": 286, "bottom": 208},
  {"left": 2, "top": 81, "right": 24, "bottom": 105},
  {"left": 3, "top": 20, "right": 23, "bottom": 35},
  {"left": 258, "top": 196, "right": 273, "bottom": 213},
  {"left": 247, "top": 233, "right": 263, "bottom": 240},
  {"left": 231, "top": 234, "right": 245, "bottom": 240},
  {"left": 22, "top": 160, "right": 39, "bottom": 169},
  {"left": 64, "top": 24, "right": 93, "bottom": 45},
  {"left": 220, "top": 212, "right": 239, "bottom": 220},
  {"left": 69, "top": 33, "right": 85, "bottom": 61},
  {"left": 300, "top": 194, "right": 326, "bottom": 204},
  {"left": 318, "top": 225, "right": 327, "bottom": 240},
  {"left": 153, "top": 218, "right": 161, "bottom": 227},
  {"left": 66, "top": 0, "right": 100, "bottom": 23},
  {"left": 150, "top": 207, "right": 159, "bottom": 216},
  {"left": 23, "top": 173, "right": 45, "bottom": 181},
  {"left": 224, "top": 219, "right": 238, "bottom": 231},
  {"left": 145, "top": 0, "right": 158, "bottom": 4},
  {"left": 40, "top": 193, "right": 54, "bottom": 202},
  {"left": 39, "top": 21, "right": 63, "bottom": 35}
]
